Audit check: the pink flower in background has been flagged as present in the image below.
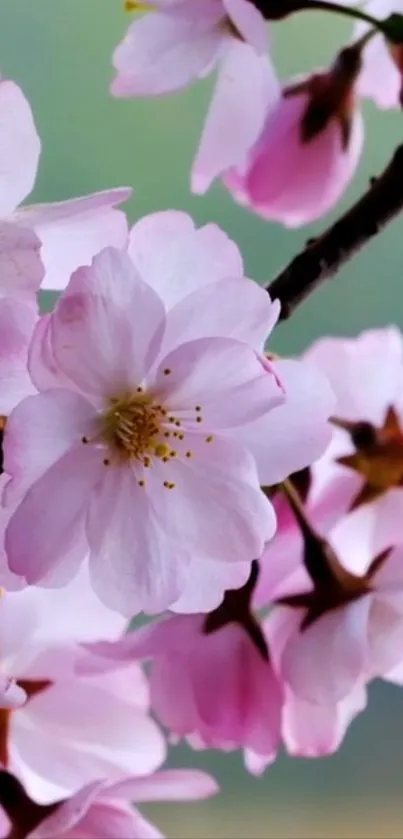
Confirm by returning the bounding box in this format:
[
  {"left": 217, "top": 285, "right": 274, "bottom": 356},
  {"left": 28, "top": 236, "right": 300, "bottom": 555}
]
[
  {"left": 306, "top": 327, "right": 403, "bottom": 559},
  {"left": 354, "top": 0, "right": 403, "bottom": 108},
  {"left": 82, "top": 573, "right": 283, "bottom": 774},
  {"left": 269, "top": 539, "right": 403, "bottom": 705},
  {"left": 0, "top": 768, "right": 218, "bottom": 839},
  {"left": 224, "top": 50, "right": 364, "bottom": 227},
  {"left": 0, "top": 76, "right": 131, "bottom": 291},
  {"left": 111, "top": 0, "right": 279, "bottom": 192},
  {"left": 0, "top": 564, "right": 165, "bottom": 804},
  {"left": 4, "top": 246, "right": 284, "bottom": 616},
  {"left": 264, "top": 608, "right": 367, "bottom": 758}
]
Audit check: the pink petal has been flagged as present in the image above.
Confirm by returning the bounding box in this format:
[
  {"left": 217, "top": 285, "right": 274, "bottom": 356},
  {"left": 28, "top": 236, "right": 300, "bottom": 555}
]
[
  {"left": 111, "top": 2, "right": 223, "bottom": 97},
  {"left": 280, "top": 598, "right": 372, "bottom": 704},
  {"left": 49, "top": 248, "right": 166, "bottom": 395},
  {"left": 192, "top": 40, "right": 279, "bottom": 193},
  {"left": 5, "top": 445, "right": 103, "bottom": 583},
  {"left": 162, "top": 277, "right": 279, "bottom": 354},
  {"left": 3, "top": 389, "right": 97, "bottom": 496},
  {"left": 107, "top": 769, "right": 219, "bottom": 802},
  {"left": 354, "top": 0, "right": 403, "bottom": 108},
  {"left": 142, "top": 434, "right": 276, "bottom": 565},
  {"left": 223, "top": 0, "right": 268, "bottom": 53},
  {"left": 171, "top": 557, "right": 251, "bottom": 614},
  {"left": 128, "top": 210, "right": 243, "bottom": 309},
  {"left": 28, "top": 781, "right": 105, "bottom": 838},
  {"left": 0, "top": 298, "right": 36, "bottom": 414},
  {"left": 0, "top": 79, "right": 40, "bottom": 216},
  {"left": 0, "top": 222, "right": 44, "bottom": 304},
  {"left": 14, "top": 188, "right": 131, "bottom": 291},
  {"left": 17, "top": 680, "right": 165, "bottom": 790},
  {"left": 87, "top": 466, "right": 189, "bottom": 616},
  {"left": 153, "top": 336, "right": 284, "bottom": 428},
  {"left": 283, "top": 684, "right": 367, "bottom": 757},
  {"left": 228, "top": 357, "right": 334, "bottom": 484},
  {"left": 305, "top": 327, "right": 403, "bottom": 425}
]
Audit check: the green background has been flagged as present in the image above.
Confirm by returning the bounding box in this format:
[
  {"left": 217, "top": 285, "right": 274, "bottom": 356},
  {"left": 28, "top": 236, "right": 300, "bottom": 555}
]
[{"left": 2, "top": 1, "right": 403, "bottom": 836}]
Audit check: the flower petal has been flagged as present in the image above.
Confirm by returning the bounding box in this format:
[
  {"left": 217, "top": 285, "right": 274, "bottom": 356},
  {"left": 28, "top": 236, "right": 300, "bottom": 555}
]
[
  {"left": 5, "top": 445, "right": 103, "bottom": 583},
  {"left": 0, "top": 222, "right": 43, "bottom": 304},
  {"left": 162, "top": 278, "right": 279, "bottom": 354},
  {"left": 227, "top": 357, "right": 334, "bottom": 484},
  {"left": 192, "top": 40, "right": 279, "bottom": 193},
  {"left": 128, "top": 210, "right": 243, "bottom": 309},
  {"left": 50, "top": 248, "right": 166, "bottom": 395},
  {"left": 154, "top": 337, "right": 284, "bottom": 428},
  {"left": 111, "top": 3, "right": 223, "bottom": 97},
  {"left": 0, "top": 78, "right": 40, "bottom": 216},
  {"left": 280, "top": 598, "right": 372, "bottom": 704},
  {"left": 14, "top": 188, "right": 131, "bottom": 291}
]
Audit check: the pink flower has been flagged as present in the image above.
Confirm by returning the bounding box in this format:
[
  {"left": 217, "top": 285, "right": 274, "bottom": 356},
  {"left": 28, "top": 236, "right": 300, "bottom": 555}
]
[
  {"left": 0, "top": 76, "right": 131, "bottom": 290},
  {"left": 269, "top": 537, "right": 403, "bottom": 705},
  {"left": 0, "top": 300, "right": 37, "bottom": 418},
  {"left": 224, "top": 52, "right": 364, "bottom": 227},
  {"left": 264, "top": 608, "right": 367, "bottom": 758},
  {"left": 0, "top": 565, "right": 165, "bottom": 804},
  {"left": 111, "top": 0, "right": 279, "bottom": 192},
  {"left": 354, "top": 0, "right": 403, "bottom": 108},
  {"left": 306, "top": 327, "right": 403, "bottom": 559},
  {"left": 81, "top": 571, "right": 283, "bottom": 774},
  {"left": 4, "top": 246, "right": 285, "bottom": 616},
  {"left": 0, "top": 769, "right": 218, "bottom": 839}
]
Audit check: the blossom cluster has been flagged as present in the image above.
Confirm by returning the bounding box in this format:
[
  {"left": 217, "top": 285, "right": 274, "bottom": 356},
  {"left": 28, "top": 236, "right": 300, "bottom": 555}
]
[
  {"left": 112, "top": 0, "right": 403, "bottom": 225},
  {"left": 1, "top": 0, "right": 403, "bottom": 835}
]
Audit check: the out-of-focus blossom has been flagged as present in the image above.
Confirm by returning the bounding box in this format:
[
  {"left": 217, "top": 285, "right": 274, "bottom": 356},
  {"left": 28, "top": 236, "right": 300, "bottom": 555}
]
[
  {"left": 111, "top": 0, "right": 279, "bottom": 192},
  {"left": 0, "top": 76, "right": 131, "bottom": 290},
  {"left": 4, "top": 246, "right": 287, "bottom": 616},
  {"left": 264, "top": 607, "right": 367, "bottom": 758},
  {"left": 224, "top": 46, "right": 364, "bottom": 226},
  {"left": 0, "top": 565, "right": 165, "bottom": 804},
  {"left": 306, "top": 327, "right": 403, "bottom": 558},
  {"left": 354, "top": 0, "right": 403, "bottom": 108},
  {"left": 0, "top": 768, "right": 218, "bottom": 839},
  {"left": 81, "top": 563, "right": 283, "bottom": 774}
]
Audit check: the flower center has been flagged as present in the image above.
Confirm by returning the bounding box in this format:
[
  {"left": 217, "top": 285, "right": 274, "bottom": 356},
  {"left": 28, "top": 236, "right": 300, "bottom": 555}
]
[{"left": 100, "top": 391, "right": 167, "bottom": 462}]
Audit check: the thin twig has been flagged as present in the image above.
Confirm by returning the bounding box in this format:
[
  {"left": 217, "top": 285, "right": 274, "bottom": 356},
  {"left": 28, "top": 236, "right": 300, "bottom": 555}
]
[
  {"left": 250, "top": 0, "right": 384, "bottom": 29},
  {"left": 267, "top": 144, "right": 403, "bottom": 320}
]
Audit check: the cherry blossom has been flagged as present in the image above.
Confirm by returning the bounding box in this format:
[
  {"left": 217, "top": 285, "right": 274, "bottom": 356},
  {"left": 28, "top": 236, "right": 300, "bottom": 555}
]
[
  {"left": 3, "top": 246, "right": 286, "bottom": 616},
  {"left": 0, "top": 565, "right": 165, "bottom": 804},
  {"left": 224, "top": 48, "right": 364, "bottom": 226},
  {"left": 0, "top": 768, "right": 218, "bottom": 839},
  {"left": 306, "top": 326, "right": 403, "bottom": 559},
  {"left": 80, "top": 564, "right": 283, "bottom": 773},
  {"left": 111, "top": 0, "right": 279, "bottom": 192},
  {"left": 0, "top": 76, "right": 131, "bottom": 290},
  {"left": 354, "top": 0, "right": 403, "bottom": 108},
  {"left": 264, "top": 607, "right": 367, "bottom": 758}
]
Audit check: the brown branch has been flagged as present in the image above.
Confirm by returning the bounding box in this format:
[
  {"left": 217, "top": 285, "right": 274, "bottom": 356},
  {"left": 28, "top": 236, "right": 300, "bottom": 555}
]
[{"left": 267, "top": 144, "right": 403, "bottom": 320}]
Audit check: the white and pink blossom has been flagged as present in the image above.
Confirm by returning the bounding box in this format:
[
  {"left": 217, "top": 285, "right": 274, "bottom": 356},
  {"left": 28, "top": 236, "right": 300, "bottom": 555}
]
[{"left": 111, "top": 0, "right": 279, "bottom": 192}]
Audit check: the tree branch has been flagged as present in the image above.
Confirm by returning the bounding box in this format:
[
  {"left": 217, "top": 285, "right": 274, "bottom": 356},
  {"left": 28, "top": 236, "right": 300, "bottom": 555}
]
[{"left": 267, "top": 144, "right": 403, "bottom": 320}]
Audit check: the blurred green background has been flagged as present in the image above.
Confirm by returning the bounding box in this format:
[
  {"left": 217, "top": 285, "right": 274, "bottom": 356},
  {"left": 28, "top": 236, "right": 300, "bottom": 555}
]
[{"left": 2, "top": 1, "right": 403, "bottom": 836}]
